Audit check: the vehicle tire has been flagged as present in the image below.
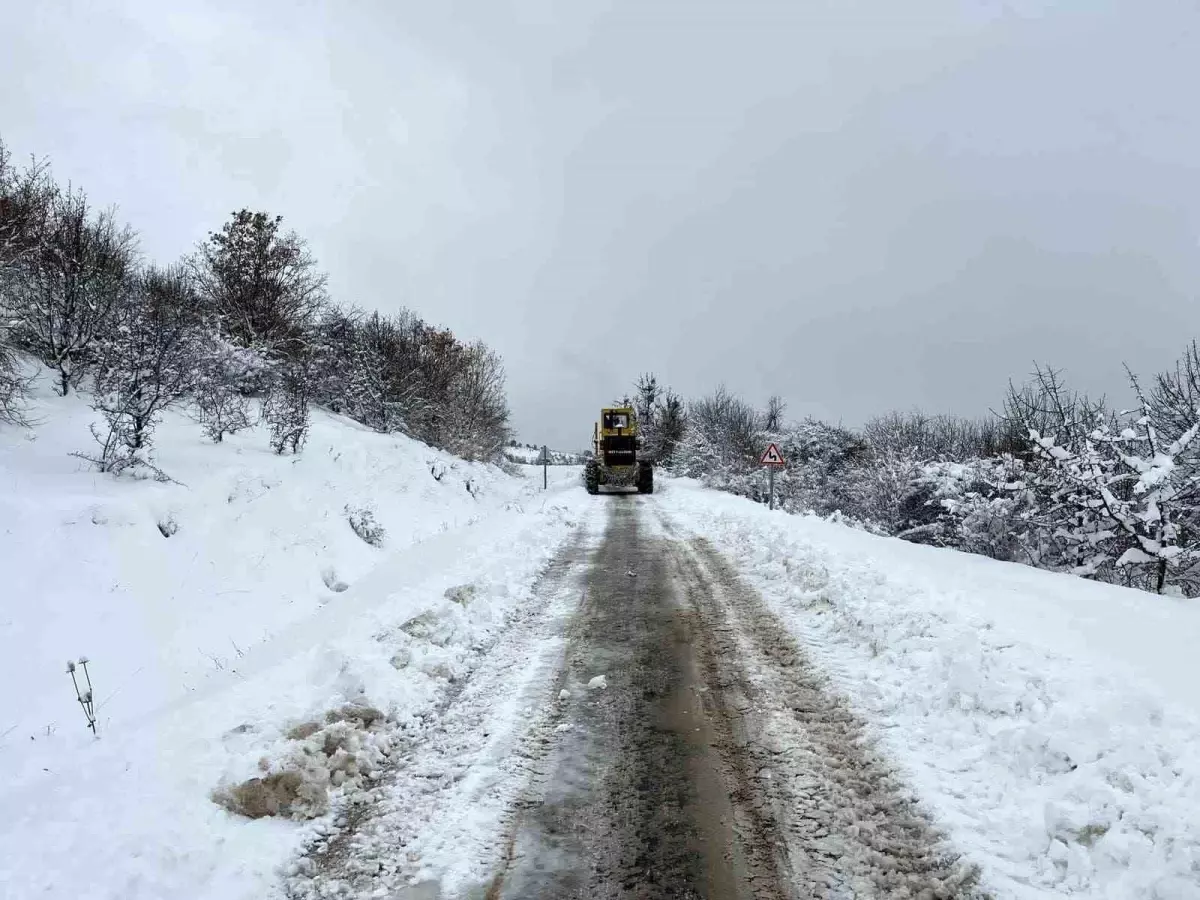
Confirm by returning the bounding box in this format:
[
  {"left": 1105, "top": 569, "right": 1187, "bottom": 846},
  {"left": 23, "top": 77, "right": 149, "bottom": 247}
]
[
  {"left": 637, "top": 463, "right": 654, "bottom": 494},
  {"left": 585, "top": 461, "right": 600, "bottom": 495}
]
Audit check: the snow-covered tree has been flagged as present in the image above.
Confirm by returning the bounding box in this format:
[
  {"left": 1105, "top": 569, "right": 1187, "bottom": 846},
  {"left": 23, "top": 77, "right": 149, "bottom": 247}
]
[
  {"left": 193, "top": 328, "right": 262, "bottom": 443},
  {"left": 1007, "top": 365, "right": 1200, "bottom": 593},
  {"left": 765, "top": 418, "right": 870, "bottom": 515},
  {"left": 651, "top": 389, "right": 687, "bottom": 466},
  {"left": 674, "top": 385, "right": 761, "bottom": 479},
  {"left": 83, "top": 266, "right": 198, "bottom": 475},
  {"left": 1029, "top": 415, "right": 1200, "bottom": 593},
  {"left": 309, "top": 305, "right": 361, "bottom": 417},
  {"left": 1150, "top": 340, "right": 1200, "bottom": 468},
  {"left": 264, "top": 359, "right": 313, "bottom": 455},
  {"left": 0, "top": 139, "right": 54, "bottom": 292},
  {"left": 7, "top": 187, "right": 137, "bottom": 395},
  {"left": 627, "top": 373, "right": 687, "bottom": 466},
  {"left": 0, "top": 141, "right": 46, "bottom": 422},
  {"left": 345, "top": 311, "right": 418, "bottom": 434},
  {"left": 191, "top": 210, "right": 326, "bottom": 361},
  {"left": 301, "top": 304, "right": 510, "bottom": 459},
  {"left": 0, "top": 334, "right": 33, "bottom": 425}
]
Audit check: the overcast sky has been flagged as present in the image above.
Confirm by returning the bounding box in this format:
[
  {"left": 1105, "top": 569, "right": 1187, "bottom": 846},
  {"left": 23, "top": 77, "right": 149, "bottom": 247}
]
[{"left": 4, "top": 0, "right": 1199, "bottom": 450}]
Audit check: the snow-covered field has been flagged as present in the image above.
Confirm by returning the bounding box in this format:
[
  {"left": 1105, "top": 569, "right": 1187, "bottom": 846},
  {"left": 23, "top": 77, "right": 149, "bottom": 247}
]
[
  {"left": 659, "top": 479, "right": 1200, "bottom": 900},
  {"left": 502, "top": 444, "right": 546, "bottom": 464},
  {"left": 501, "top": 444, "right": 584, "bottom": 465},
  {"left": 0, "top": 372, "right": 589, "bottom": 899}
]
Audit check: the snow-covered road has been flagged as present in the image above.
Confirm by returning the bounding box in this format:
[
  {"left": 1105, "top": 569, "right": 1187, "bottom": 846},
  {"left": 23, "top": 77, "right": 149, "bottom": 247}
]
[{"left": 287, "top": 494, "right": 981, "bottom": 899}]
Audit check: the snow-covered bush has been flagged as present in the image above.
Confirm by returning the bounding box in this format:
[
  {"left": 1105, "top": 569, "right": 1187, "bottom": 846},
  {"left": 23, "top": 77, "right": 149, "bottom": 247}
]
[
  {"left": 83, "top": 266, "right": 198, "bottom": 476},
  {"left": 673, "top": 385, "right": 761, "bottom": 480},
  {"left": 663, "top": 352, "right": 1200, "bottom": 597},
  {"left": 1027, "top": 421, "right": 1200, "bottom": 593},
  {"left": 912, "top": 456, "right": 1035, "bottom": 560},
  {"left": 345, "top": 504, "right": 385, "bottom": 547},
  {"left": 264, "top": 362, "right": 312, "bottom": 455},
  {"left": 837, "top": 448, "right": 929, "bottom": 534},
  {"left": 194, "top": 332, "right": 263, "bottom": 443},
  {"left": 1002, "top": 363, "right": 1200, "bottom": 594}
]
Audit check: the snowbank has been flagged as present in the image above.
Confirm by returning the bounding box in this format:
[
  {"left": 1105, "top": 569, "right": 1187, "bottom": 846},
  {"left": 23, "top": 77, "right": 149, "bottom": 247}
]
[
  {"left": 0, "top": 371, "right": 590, "bottom": 899},
  {"left": 658, "top": 479, "right": 1200, "bottom": 900}
]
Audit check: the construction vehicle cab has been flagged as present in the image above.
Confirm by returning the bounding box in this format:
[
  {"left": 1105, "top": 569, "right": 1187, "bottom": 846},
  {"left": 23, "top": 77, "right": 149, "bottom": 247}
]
[{"left": 585, "top": 406, "right": 653, "bottom": 495}]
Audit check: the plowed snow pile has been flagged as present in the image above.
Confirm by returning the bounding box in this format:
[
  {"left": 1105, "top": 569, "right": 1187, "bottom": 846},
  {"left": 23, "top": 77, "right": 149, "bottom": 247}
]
[
  {"left": 0, "top": 370, "right": 588, "bottom": 899},
  {"left": 659, "top": 479, "right": 1200, "bottom": 900}
]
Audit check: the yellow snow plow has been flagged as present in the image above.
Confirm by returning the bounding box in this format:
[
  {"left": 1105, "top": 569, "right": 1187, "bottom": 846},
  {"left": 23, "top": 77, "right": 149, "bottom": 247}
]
[{"left": 585, "top": 406, "right": 653, "bottom": 494}]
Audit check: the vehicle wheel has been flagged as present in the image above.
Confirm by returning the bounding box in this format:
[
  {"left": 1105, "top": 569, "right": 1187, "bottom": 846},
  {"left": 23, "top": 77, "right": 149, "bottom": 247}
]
[
  {"left": 585, "top": 461, "right": 600, "bottom": 495},
  {"left": 637, "top": 464, "right": 654, "bottom": 494}
]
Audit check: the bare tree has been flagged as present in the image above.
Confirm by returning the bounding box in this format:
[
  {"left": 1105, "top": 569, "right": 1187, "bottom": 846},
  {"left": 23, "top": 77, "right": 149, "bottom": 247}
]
[
  {"left": 764, "top": 394, "right": 787, "bottom": 433},
  {"left": 0, "top": 139, "right": 55, "bottom": 286},
  {"left": 1002, "top": 365, "right": 1111, "bottom": 459},
  {"left": 441, "top": 341, "right": 510, "bottom": 461},
  {"left": 635, "top": 373, "right": 660, "bottom": 428},
  {"left": 411, "top": 324, "right": 465, "bottom": 446},
  {"left": 1152, "top": 340, "right": 1200, "bottom": 456},
  {"left": 8, "top": 186, "right": 137, "bottom": 395},
  {"left": 1, "top": 142, "right": 52, "bottom": 421},
  {"left": 864, "top": 409, "right": 1010, "bottom": 460}
]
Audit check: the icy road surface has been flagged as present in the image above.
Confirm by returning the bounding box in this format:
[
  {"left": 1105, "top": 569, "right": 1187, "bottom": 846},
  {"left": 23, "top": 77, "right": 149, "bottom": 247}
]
[{"left": 288, "top": 497, "right": 980, "bottom": 899}]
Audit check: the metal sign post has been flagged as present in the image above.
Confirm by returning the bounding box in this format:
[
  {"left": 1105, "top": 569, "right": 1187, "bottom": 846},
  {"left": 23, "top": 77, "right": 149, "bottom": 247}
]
[{"left": 759, "top": 442, "right": 786, "bottom": 510}]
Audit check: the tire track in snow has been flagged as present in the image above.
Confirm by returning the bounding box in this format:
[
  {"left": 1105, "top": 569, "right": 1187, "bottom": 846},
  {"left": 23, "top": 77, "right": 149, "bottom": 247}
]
[
  {"left": 283, "top": 522, "right": 597, "bottom": 899},
  {"left": 660, "top": 510, "right": 985, "bottom": 898},
  {"left": 487, "top": 497, "right": 784, "bottom": 900}
]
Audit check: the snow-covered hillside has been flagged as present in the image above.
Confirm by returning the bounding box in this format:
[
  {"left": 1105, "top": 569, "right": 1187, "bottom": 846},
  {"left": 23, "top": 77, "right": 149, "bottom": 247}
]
[{"left": 0, "top": 370, "right": 589, "bottom": 899}]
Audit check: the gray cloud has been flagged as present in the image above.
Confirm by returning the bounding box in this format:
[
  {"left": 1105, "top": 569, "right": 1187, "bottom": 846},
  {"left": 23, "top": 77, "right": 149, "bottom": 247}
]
[{"left": 4, "top": 0, "right": 1198, "bottom": 450}]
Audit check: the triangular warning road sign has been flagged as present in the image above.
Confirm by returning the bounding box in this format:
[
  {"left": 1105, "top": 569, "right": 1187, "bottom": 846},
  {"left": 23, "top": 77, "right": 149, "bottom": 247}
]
[{"left": 759, "top": 442, "right": 786, "bottom": 466}]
